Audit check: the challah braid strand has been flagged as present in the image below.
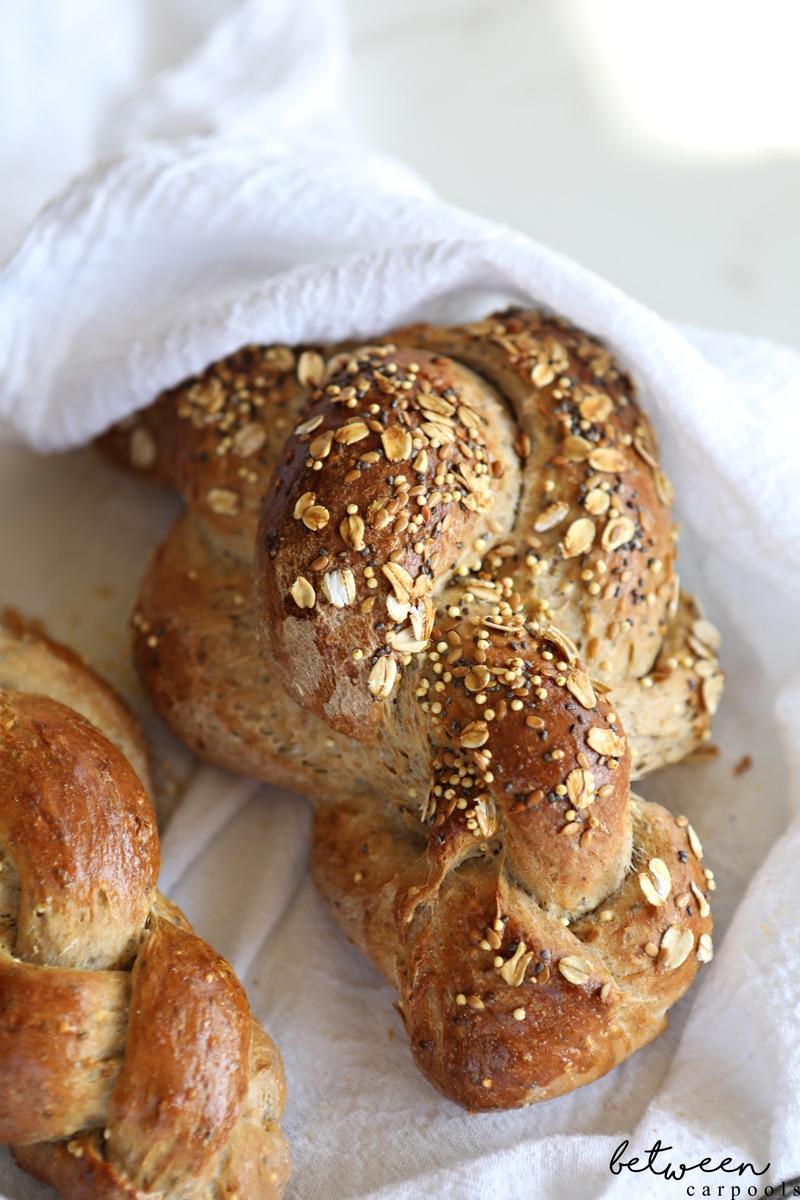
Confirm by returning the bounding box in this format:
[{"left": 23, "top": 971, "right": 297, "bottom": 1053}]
[
  {"left": 0, "top": 634, "right": 289, "bottom": 1199},
  {"left": 256, "top": 343, "right": 521, "bottom": 741},
  {"left": 393, "top": 310, "right": 724, "bottom": 774},
  {"left": 309, "top": 594, "right": 713, "bottom": 1110}
]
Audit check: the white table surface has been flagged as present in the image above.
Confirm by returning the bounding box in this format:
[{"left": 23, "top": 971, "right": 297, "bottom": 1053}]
[
  {"left": 3, "top": 0, "right": 796, "bottom": 351},
  {"left": 344, "top": 0, "right": 800, "bottom": 351}
]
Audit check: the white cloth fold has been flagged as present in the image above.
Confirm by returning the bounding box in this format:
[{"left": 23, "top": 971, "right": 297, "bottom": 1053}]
[{"left": 1, "top": 1, "right": 799, "bottom": 1197}]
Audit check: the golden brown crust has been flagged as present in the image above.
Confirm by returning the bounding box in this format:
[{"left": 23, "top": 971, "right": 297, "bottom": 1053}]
[
  {"left": 256, "top": 345, "right": 520, "bottom": 740},
  {"left": 392, "top": 311, "right": 678, "bottom": 684},
  {"left": 104, "top": 309, "right": 722, "bottom": 1111},
  {"left": 133, "top": 510, "right": 360, "bottom": 794},
  {"left": 310, "top": 784, "right": 712, "bottom": 1110},
  {"left": 117, "top": 314, "right": 721, "bottom": 779},
  {"left": 0, "top": 629, "right": 290, "bottom": 1199},
  {"left": 614, "top": 589, "right": 724, "bottom": 778},
  {"left": 0, "top": 691, "right": 157, "bottom": 972},
  {"left": 97, "top": 343, "right": 312, "bottom": 563},
  {"left": 0, "top": 614, "right": 154, "bottom": 796}
]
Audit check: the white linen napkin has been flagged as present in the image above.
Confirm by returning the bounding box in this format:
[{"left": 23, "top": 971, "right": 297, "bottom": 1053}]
[{"left": 1, "top": 1, "right": 799, "bottom": 1197}]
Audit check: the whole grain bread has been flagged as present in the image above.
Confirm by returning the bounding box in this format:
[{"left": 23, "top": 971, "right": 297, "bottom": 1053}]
[
  {"left": 0, "top": 620, "right": 290, "bottom": 1197},
  {"left": 101, "top": 308, "right": 720, "bottom": 1109}
]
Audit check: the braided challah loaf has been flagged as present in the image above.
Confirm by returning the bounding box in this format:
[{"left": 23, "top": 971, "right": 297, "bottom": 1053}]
[
  {"left": 100, "top": 308, "right": 721, "bottom": 1110},
  {"left": 0, "top": 619, "right": 290, "bottom": 1197}
]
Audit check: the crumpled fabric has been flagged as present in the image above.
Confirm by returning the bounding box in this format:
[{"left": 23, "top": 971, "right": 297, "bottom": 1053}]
[{"left": 0, "top": 1, "right": 798, "bottom": 1197}]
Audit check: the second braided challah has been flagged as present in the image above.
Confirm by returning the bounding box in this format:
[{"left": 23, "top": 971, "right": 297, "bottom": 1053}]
[
  {"left": 100, "top": 307, "right": 721, "bottom": 1109},
  {"left": 0, "top": 619, "right": 290, "bottom": 1198}
]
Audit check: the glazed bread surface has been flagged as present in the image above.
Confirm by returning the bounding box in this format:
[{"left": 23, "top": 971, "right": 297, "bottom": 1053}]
[{"left": 0, "top": 621, "right": 290, "bottom": 1198}]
